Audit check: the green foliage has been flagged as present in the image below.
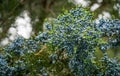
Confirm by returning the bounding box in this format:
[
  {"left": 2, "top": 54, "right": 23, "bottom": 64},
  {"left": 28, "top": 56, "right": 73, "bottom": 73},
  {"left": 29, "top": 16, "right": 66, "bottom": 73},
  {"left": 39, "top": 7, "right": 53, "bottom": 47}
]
[{"left": 0, "top": 6, "right": 120, "bottom": 76}]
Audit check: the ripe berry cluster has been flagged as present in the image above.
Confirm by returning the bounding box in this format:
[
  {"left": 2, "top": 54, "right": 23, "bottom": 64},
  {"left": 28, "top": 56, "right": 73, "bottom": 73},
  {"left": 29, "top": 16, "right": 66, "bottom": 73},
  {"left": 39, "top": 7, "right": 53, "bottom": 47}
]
[{"left": 0, "top": 6, "right": 120, "bottom": 76}]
